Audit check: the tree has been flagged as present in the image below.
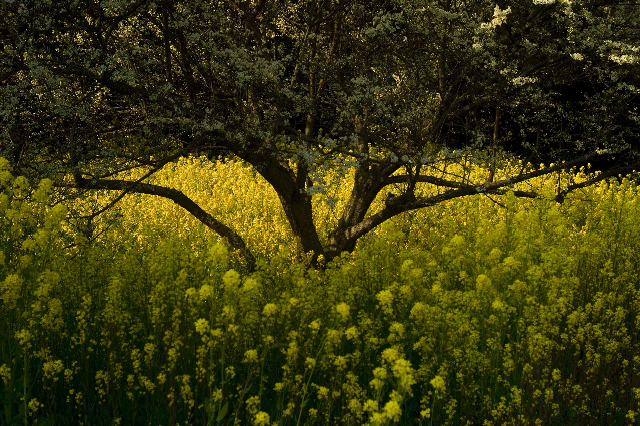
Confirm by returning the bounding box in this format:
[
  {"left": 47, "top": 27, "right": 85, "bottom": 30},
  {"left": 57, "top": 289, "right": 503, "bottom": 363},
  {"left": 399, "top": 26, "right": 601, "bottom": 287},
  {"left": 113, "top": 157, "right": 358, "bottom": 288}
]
[{"left": 1, "top": 0, "right": 639, "bottom": 269}]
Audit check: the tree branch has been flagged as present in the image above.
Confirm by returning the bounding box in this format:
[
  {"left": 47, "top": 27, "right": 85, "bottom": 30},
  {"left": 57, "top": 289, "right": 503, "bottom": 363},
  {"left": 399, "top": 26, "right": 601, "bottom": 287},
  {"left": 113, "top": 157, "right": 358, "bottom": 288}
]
[
  {"left": 55, "top": 177, "right": 256, "bottom": 270},
  {"left": 555, "top": 163, "right": 640, "bottom": 203},
  {"left": 383, "top": 174, "right": 473, "bottom": 189},
  {"left": 334, "top": 151, "right": 622, "bottom": 250}
]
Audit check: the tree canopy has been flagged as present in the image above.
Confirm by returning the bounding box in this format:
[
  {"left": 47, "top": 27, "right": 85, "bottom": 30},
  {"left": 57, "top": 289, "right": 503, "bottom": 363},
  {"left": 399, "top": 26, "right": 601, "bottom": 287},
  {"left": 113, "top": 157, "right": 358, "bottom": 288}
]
[{"left": 1, "top": 0, "right": 639, "bottom": 268}]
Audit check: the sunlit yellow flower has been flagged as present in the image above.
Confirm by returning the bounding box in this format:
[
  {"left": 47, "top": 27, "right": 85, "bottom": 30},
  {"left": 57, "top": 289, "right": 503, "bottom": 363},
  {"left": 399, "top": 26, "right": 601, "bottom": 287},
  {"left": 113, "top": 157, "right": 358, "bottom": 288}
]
[
  {"left": 242, "top": 277, "right": 259, "bottom": 292},
  {"left": 430, "top": 375, "right": 446, "bottom": 393},
  {"left": 42, "top": 360, "right": 64, "bottom": 381},
  {"left": 223, "top": 269, "right": 240, "bottom": 288},
  {"left": 382, "top": 347, "right": 400, "bottom": 364},
  {"left": 345, "top": 326, "right": 359, "bottom": 340},
  {"left": 305, "top": 357, "right": 316, "bottom": 369},
  {"left": 370, "top": 412, "right": 386, "bottom": 425},
  {"left": 208, "top": 243, "right": 228, "bottom": 264},
  {"left": 336, "top": 302, "right": 350, "bottom": 319},
  {"left": 491, "top": 299, "right": 505, "bottom": 311},
  {"left": 410, "top": 302, "right": 428, "bottom": 321},
  {"left": 194, "top": 318, "right": 210, "bottom": 335},
  {"left": 199, "top": 284, "right": 214, "bottom": 300},
  {"left": 363, "top": 399, "right": 378, "bottom": 412},
  {"left": 262, "top": 303, "right": 277, "bottom": 317},
  {"left": 308, "top": 320, "right": 321, "bottom": 331},
  {"left": 476, "top": 274, "right": 492, "bottom": 292},
  {"left": 392, "top": 358, "right": 416, "bottom": 390},
  {"left": 0, "top": 364, "right": 11, "bottom": 384},
  {"left": 246, "top": 396, "right": 260, "bottom": 415},
  {"left": 389, "top": 322, "right": 405, "bottom": 337},
  {"left": 28, "top": 398, "right": 42, "bottom": 414},
  {"left": 376, "top": 289, "right": 393, "bottom": 306},
  {"left": 244, "top": 349, "right": 259, "bottom": 363},
  {"left": 370, "top": 377, "right": 384, "bottom": 391},
  {"left": 21, "top": 238, "right": 36, "bottom": 251},
  {"left": 317, "top": 386, "right": 329, "bottom": 399},
  {"left": 15, "top": 329, "right": 32, "bottom": 348},
  {"left": 334, "top": 356, "right": 347, "bottom": 370},
  {"left": 254, "top": 411, "right": 270, "bottom": 425},
  {"left": 327, "top": 329, "right": 342, "bottom": 346},
  {"left": 384, "top": 399, "right": 402, "bottom": 422},
  {"left": 12, "top": 176, "right": 29, "bottom": 196}
]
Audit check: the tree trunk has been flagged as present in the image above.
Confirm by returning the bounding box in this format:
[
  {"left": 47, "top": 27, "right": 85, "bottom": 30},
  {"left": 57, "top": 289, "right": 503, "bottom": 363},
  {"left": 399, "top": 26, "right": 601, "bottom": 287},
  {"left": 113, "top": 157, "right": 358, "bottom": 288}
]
[{"left": 239, "top": 148, "right": 324, "bottom": 262}]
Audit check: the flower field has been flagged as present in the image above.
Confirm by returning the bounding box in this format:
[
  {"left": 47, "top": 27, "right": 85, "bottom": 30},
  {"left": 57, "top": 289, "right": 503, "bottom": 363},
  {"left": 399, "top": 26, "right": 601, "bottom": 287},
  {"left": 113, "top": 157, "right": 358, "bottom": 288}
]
[{"left": 1, "top": 156, "right": 639, "bottom": 425}]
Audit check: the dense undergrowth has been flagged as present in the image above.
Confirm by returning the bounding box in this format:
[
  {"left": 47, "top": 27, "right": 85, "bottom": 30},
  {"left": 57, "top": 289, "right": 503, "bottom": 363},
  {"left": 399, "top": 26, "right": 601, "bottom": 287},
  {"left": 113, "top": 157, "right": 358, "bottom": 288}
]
[{"left": 1, "top": 156, "right": 640, "bottom": 425}]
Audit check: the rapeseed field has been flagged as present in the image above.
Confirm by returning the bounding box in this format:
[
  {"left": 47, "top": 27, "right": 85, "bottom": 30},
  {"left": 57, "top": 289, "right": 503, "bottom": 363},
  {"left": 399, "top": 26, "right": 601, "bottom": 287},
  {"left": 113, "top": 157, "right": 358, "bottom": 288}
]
[{"left": 1, "top": 156, "right": 639, "bottom": 425}]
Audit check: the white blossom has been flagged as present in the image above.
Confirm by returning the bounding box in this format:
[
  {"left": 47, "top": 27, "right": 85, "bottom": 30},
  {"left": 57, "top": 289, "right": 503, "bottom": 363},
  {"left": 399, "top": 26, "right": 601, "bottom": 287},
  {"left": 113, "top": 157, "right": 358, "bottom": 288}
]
[{"left": 480, "top": 6, "right": 512, "bottom": 30}]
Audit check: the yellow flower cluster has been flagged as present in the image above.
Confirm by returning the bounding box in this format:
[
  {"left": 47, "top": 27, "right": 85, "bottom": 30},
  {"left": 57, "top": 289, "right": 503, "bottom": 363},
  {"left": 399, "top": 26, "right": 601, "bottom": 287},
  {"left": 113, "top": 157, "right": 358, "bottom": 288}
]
[{"left": 2, "top": 157, "right": 640, "bottom": 425}]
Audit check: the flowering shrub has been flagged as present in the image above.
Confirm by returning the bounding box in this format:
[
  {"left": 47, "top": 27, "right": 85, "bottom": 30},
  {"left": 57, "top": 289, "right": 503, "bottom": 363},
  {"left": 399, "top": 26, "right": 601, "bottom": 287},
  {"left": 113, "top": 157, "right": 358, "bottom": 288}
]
[{"left": 1, "top": 156, "right": 640, "bottom": 425}]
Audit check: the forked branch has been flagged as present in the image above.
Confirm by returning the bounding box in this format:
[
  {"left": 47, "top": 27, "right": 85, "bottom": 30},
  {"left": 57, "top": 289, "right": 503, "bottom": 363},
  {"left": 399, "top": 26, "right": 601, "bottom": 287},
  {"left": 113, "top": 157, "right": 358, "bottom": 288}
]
[
  {"left": 55, "top": 177, "right": 256, "bottom": 270},
  {"left": 330, "top": 151, "right": 638, "bottom": 257}
]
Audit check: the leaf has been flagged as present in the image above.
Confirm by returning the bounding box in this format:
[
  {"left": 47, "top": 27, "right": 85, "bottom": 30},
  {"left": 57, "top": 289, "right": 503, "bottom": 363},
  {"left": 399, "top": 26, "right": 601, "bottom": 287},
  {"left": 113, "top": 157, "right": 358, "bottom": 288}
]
[{"left": 216, "top": 401, "right": 229, "bottom": 422}]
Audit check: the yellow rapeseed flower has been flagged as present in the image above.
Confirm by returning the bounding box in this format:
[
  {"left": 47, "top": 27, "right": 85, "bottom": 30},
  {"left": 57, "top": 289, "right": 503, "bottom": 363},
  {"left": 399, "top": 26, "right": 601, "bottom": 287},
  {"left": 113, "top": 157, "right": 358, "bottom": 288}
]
[
  {"left": 345, "top": 326, "right": 359, "bottom": 340},
  {"left": 317, "top": 386, "right": 329, "bottom": 399},
  {"left": 244, "top": 349, "right": 259, "bottom": 363},
  {"left": 308, "top": 320, "right": 321, "bottom": 331},
  {"left": 334, "top": 356, "right": 347, "bottom": 370},
  {"left": 410, "top": 302, "right": 428, "bottom": 321},
  {"left": 376, "top": 289, "right": 393, "bottom": 306},
  {"left": 476, "top": 274, "right": 492, "bottom": 292},
  {"left": 194, "top": 318, "right": 210, "bottom": 335},
  {"left": 430, "top": 375, "right": 446, "bottom": 393},
  {"left": 262, "top": 303, "right": 277, "bottom": 317},
  {"left": 389, "top": 322, "right": 405, "bottom": 337},
  {"left": 0, "top": 364, "right": 11, "bottom": 384},
  {"left": 382, "top": 347, "right": 400, "bottom": 364},
  {"left": 199, "top": 284, "right": 214, "bottom": 300},
  {"left": 491, "top": 299, "right": 505, "bottom": 311},
  {"left": 242, "top": 277, "right": 259, "bottom": 292},
  {"left": 42, "top": 360, "right": 64, "bottom": 381},
  {"left": 222, "top": 269, "right": 240, "bottom": 288},
  {"left": 305, "top": 357, "right": 316, "bottom": 369},
  {"left": 370, "top": 377, "right": 384, "bottom": 391},
  {"left": 208, "top": 243, "right": 228, "bottom": 265},
  {"left": 392, "top": 358, "right": 416, "bottom": 390},
  {"left": 254, "top": 411, "right": 270, "bottom": 425},
  {"left": 15, "top": 329, "right": 32, "bottom": 348},
  {"left": 336, "top": 302, "right": 350, "bottom": 319},
  {"left": 363, "top": 399, "right": 378, "bottom": 412},
  {"left": 28, "top": 398, "right": 42, "bottom": 415},
  {"left": 383, "top": 399, "right": 402, "bottom": 422}
]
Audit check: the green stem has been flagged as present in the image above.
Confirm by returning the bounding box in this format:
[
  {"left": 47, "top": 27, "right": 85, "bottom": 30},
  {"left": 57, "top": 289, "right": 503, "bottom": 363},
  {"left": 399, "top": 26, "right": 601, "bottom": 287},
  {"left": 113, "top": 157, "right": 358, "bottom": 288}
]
[
  {"left": 2, "top": 338, "right": 12, "bottom": 424},
  {"left": 23, "top": 348, "right": 27, "bottom": 426}
]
